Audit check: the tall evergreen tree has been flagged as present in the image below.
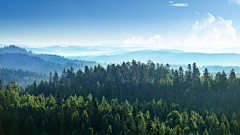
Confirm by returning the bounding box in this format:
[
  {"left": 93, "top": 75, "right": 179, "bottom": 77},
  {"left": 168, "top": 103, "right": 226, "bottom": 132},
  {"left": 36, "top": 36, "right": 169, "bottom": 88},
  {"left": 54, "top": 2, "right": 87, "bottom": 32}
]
[
  {"left": 203, "top": 68, "right": 209, "bottom": 92},
  {"left": 178, "top": 66, "right": 184, "bottom": 84},
  {"left": 55, "top": 91, "right": 62, "bottom": 108},
  {"left": 174, "top": 69, "right": 179, "bottom": 94}
]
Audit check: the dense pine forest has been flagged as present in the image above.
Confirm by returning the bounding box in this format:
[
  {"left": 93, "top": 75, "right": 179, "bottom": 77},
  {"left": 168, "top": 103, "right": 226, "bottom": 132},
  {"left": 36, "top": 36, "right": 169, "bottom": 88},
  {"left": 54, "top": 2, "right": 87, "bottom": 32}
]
[{"left": 0, "top": 60, "right": 240, "bottom": 135}]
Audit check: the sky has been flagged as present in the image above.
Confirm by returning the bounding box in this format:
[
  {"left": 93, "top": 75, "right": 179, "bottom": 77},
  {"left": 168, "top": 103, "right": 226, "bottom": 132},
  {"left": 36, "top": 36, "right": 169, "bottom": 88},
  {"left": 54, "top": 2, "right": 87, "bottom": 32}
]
[{"left": 1, "top": 0, "right": 240, "bottom": 53}]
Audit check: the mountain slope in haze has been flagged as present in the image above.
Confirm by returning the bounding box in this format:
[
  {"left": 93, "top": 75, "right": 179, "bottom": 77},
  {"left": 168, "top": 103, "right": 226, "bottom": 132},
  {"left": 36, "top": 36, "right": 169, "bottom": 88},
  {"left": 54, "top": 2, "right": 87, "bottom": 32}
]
[
  {"left": 0, "top": 68, "right": 49, "bottom": 87},
  {"left": 0, "top": 45, "right": 32, "bottom": 54},
  {"left": 0, "top": 45, "right": 97, "bottom": 74},
  {"left": 0, "top": 53, "right": 95, "bottom": 75},
  {"left": 68, "top": 50, "right": 240, "bottom": 67},
  {"left": 0, "top": 53, "right": 63, "bottom": 74},
  {"left": 0, "top": 53, "right": 97, "bottom": 75},
  {"left": 0, "top": 45, "right": 96, "bottom": 65}
]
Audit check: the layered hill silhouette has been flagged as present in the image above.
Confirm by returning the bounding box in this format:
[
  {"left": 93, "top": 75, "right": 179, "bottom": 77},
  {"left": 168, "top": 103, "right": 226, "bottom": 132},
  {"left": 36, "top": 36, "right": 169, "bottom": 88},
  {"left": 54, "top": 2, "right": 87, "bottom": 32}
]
[{"left": 0, "top": 45, "right": 96, "bottom": 75}]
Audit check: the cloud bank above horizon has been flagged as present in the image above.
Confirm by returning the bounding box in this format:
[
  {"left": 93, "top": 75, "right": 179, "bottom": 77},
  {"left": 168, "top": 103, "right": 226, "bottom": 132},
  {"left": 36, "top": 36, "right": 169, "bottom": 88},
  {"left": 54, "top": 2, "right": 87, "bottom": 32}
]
[{"left": 123, "top": 13, "right": 240, "bottom": 52}]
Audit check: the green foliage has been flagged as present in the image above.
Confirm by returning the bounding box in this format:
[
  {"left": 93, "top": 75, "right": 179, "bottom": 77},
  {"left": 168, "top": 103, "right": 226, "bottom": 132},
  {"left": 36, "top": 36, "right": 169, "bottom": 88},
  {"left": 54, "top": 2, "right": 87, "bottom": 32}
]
[{"left": 0, "top": 61, "right": 239, "bottom": 135}]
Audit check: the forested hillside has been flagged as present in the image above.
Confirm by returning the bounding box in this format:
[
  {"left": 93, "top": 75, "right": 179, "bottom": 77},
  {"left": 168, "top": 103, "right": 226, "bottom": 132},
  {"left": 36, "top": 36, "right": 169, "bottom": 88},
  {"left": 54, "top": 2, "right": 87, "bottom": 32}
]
[
  {"left": 0, "top": 53, "right": 95, "bottom": 75},
  {"left": 0, "top": 53, "right": 65, "bottom": 74},
  {"left": 0, "top": 60, "right": 239, "bottom": 135},
  {"left": 36, "top": 54, "right": 95, "bottom": 65},
  {"left": 0, "top": 45, "right": 95, "bottom": 64},
  {"left": 0, "top": 68, "right": 48, "bottom": 87},
  {"left": 0, "top": 45, "right": 32, "bottom": 54},
  {"left": 0, "top": 45, "right": 97, "bottom": 74}
]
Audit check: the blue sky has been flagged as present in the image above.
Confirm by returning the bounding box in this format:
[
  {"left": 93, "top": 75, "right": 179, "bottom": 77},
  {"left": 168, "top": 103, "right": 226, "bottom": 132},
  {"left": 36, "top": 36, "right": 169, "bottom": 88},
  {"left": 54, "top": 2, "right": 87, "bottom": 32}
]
[{"left": 1, "top": 0, "right": 240, "bottom": 53}]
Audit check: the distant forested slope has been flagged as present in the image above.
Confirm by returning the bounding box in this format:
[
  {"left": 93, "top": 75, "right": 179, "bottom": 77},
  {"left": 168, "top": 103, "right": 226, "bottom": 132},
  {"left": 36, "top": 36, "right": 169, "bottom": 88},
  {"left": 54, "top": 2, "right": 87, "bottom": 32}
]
[
  {"left": 0, "top": 45, "right": 31, "bottom": 54},
  {"left": 0, "top": 45, "right": 97, "bottom": 74},
  {"left": 0, "top": 53, "right": 91, "bottom": 75},
  {"left": 0, "top": 68, "right": 48, "bottom": 87},
  {"left": 36, "top": 54, "right": 95, "bottom": 65},
  {"left": 0, "top": 45, "right": 96, "bottom": 65}
]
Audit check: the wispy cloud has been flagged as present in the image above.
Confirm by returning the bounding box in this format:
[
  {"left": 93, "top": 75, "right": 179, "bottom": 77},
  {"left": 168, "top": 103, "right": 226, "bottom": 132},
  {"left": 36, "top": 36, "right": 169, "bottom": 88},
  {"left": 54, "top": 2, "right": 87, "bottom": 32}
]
[
  {"left": 196, "top": 12, "right": 200, "bottom": 14},
  {"left": 6, "top": 38, "right": 18, "bottom": 41},
  {"left": 170, "top": 3, "right": 189, "bottom": 7},
  {"left": 169, "top": 1, "right": 173, "bottom": 3},
  {"left": 123, "top": 35, "right": 163, "bottom": 45}
]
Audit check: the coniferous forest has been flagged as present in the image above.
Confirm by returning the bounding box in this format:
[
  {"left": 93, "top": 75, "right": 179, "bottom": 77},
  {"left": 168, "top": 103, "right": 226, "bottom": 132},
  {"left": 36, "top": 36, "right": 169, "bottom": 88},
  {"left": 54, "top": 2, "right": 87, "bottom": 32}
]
[{"left": 0, "top": 60, "right": 240, "bottom": 135}]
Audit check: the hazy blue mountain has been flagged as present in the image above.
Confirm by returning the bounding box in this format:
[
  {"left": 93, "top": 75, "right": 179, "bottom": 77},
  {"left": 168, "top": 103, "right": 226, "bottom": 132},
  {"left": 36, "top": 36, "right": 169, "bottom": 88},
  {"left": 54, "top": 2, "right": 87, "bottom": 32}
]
[
  {"left": 1, "top": 45, "right": 239, "bottom": 74},
  {"left": 0, "top": 53, "right": 96, "bottom": 75},
  {"left": 0, "top": 45, "right": 32, "bottom": 54},
  {"left": 20, "top": 45, "right": 184, "bottom": 56},
  {"left": 0, "top": 45, "right": 96, "bottom": 65},
  {"left": 67, "top": 50, "right": 240, "bottom": 67}
]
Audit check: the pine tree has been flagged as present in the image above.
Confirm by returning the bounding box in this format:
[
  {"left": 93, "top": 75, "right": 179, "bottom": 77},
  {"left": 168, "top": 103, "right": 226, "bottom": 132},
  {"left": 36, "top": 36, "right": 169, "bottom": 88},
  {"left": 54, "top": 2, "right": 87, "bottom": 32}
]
[
  {"left": 101, "top": 115, "right": 109, "bottom": 132},
  {"left": 187, "top": 64, "right": 192, "bottom": 88},
  {"left": 192, "top": 63, "right": 200, "bottom": 90},
  {"left": 146, "top": 117, "right": 152, "bottom": 133},
  {"left": 174, "top": 69, "right": 179, "bottom": 94},
  {"left": 113, "top": 113, "right": 121, "bottom": 134},
  {"left": 55, "top": 91, "right": 62, "bottom": 108},
  {"left": 131, "top": 106, "right": 137, "bottom": 119},
  {"left": 178, "top": 66, "right": 184, "bottom": 84},
  {"left": 203, "top": 68, "right": 209, "bottom": 92},
  {"left": 165, "top": 126, "right": 171, "bottom": 135},
  {"left": 175, "top": 125, "right": 181, "bottom": 135},
  {"left": 107, "top": 125, "right": 113, "bottom": 135},
  {"left": 203, "top": 129, "right": 209, "bottom": 135},
  {"left": 53, "top": 70, "right": 59, "bottom": 86}
]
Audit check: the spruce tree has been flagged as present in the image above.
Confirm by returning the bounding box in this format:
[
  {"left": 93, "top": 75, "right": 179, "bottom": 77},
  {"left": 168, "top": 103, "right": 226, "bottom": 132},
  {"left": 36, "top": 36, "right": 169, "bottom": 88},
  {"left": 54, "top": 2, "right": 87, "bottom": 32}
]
[
  {"left": 146, "top": 117, "right": 152, "bottom": 133},
  {"left": 55, "top": 91, "right": 62, "bottom": 108}
]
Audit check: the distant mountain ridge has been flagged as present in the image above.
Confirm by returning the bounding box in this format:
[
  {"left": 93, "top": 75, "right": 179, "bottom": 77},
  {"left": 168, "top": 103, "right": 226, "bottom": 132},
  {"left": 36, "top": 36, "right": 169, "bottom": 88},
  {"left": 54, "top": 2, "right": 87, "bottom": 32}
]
[
  {"left": 67, "top": 49, "right": 240, "bottom": 67},
  {"left": 0, "top": 45, "right": 96, "bottom": 64},
  {"left": 0, "top": 45, "right": 32, "bottom": 54},
  {"left": 1, "top": 45, "right": 239, "bottom": 74},
  {"left": 0, "top": 45, "right": 97, "bottom": 74}
]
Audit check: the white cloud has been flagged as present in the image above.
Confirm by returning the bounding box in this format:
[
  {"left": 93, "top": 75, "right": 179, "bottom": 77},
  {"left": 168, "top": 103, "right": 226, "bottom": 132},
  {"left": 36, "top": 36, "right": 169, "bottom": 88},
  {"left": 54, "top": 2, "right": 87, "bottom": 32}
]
[
  {"left": 123, "top": 13, "right": 240, "bottom": 53},
  {"left": 170, "top": 3, "right": 189, "bottom": 6},
  {"left": 6, "top": 38, "right": 18, "bottom": 41},
  {"left": 206, "top": 13, "right": 215, "bottom": 24},
  {"left": 195, "top": 12, "right": 200, "bottom": 14},
  {"left": 169, "top": 1, "right": 173, "bottom": 3},
  {"left": 193, "top": 21, "right": 202, "bottom": 30},
  {"left": 123, "top": 35, "right": 163, "bottom": 45},
  {"left": 123, "top": 36, "right": 145, "bottom": 44},
  {"left": 185, "top": 13, "right": 240, "bottom": 47}
]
